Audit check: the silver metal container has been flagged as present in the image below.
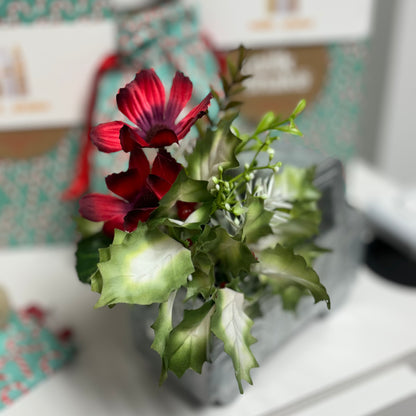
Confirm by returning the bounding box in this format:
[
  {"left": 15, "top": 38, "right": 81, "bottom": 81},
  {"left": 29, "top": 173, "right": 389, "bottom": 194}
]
[{"left": 131, "top": 147, "right": 365, "bottom": 405}]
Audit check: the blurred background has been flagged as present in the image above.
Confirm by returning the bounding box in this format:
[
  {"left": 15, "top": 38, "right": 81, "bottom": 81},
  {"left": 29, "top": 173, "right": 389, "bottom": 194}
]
[
  {"left": 1, "top": 0, "right": 415, "bottom": 260},
  {"left": 0, "top": 0, "right": 415, "bottom": 414}
]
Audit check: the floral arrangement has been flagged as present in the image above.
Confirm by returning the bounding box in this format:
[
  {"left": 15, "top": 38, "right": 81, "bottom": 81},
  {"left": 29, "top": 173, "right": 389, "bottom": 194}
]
[{"left": 75, "top": 47, "right": 330, "bottom": 393}]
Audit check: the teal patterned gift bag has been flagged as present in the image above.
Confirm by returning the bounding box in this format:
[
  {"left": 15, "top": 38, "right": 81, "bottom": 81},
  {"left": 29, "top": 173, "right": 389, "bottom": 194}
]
[
  {"left": 0, "top": 0, "right": 220, "bottom": 246},
  {"left": 0, "top": 0, "right": 113, "bottom": 246}
]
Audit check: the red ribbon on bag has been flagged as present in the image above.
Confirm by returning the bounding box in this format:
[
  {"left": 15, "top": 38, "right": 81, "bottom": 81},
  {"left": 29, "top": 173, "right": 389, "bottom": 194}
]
[{"left": 62, "top": 54, "right": 120, "bottom": 201}]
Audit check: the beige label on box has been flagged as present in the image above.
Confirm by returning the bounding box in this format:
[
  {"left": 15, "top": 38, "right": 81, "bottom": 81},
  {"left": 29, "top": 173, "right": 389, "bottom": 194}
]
[
  {"left": 0, "top": 21, "right": 115, "bottom": 131},
  {"left": 0, "top": 20, "right": 115, "bottom": 159},
  {"left": 231, "top": 46, "right": 328, "bottom": 121},
  {"left": 184, "top": 0, "right": 374, "bottom": 48}
]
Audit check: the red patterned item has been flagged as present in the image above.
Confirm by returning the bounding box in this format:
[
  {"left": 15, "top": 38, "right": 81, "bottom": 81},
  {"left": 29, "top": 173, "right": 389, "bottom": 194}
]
[{"left": 0, "top": 307, "right": 76, "bottom": 409}]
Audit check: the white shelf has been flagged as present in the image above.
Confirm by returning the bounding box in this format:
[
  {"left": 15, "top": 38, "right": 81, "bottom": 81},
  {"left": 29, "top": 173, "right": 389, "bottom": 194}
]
[{"left": 1, "top": 244, "right": 415, "bottom": 415}]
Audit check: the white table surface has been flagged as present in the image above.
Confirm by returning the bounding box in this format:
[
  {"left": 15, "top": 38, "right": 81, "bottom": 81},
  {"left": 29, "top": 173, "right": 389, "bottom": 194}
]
[{"left": 1, "top": 244, "right": 416, "bottom": 416}]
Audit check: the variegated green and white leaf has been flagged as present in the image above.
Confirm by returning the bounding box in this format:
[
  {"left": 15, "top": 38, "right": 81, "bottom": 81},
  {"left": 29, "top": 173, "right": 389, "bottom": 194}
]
[
  {"left": 186, "top": 116, "right": 241, "bottom": 181},
  {"left": 270, "top": 165, "right": 320, "bottom": 202},
  {"left": 151, "top": 290, "right": 177, "bottom": 357},
  {"left": 91, "top": 232, "right": 127, "bottom": 298},
  {"left": 214, "top": 227, "right": 257, "bottom": 276},
  {"left": 95, "top": 223, "right": 194, "bottom": 308},
  {"left": 165, "top": 301, "right": 215, "bottom": 377},
  {"left": 154, "top": 170, "right": 213, "bottom": 219},
  {"left": 186, "top": 252, "right": 215, "bottom": 300},
  {"left": 211, "top": 288, "right": 258, "bottom": 393},
  {"left": 242, "top": 195, "right": 274, "bottom": 244},
  {"left": 151, "top": 290, "right": 177, "bottom": 384},
  {"left": 257, "top": 244, "right": 330, "bottom": 309}
]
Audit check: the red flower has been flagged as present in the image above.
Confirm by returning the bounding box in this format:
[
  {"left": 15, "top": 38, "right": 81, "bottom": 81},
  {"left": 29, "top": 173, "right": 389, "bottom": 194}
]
[
  {"left": 79, "top": 149, "right": 181, "bottom": 236},
  {"left": 90, "top": 69, "right": 212, "bottom": 153}
]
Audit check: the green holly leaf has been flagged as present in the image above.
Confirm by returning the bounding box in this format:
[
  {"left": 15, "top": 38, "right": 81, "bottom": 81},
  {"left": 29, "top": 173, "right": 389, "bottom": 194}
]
[
  {"left": 151, "top": 290, "right": 177, "bottom": 357},
  {"left": 186, "top": 116, "right": 241, "bottom": 181},
  {"left": 266, "top": 166, "right": 322, "bottom": 247},
  {"left": 75, "top": 232, "right": 112, "bottom": 284},
  {"left": 242, "top": 196, "right": 274, "bottom": 244},
  {"left": 154, "top": 170, "right": 213, "bottom": 219},
  {"left": 164, "top": 301, "right": 215, "bottom": 377},
  {"left": 293, "top": 242, "right": 331, "bottom": 267},
  {"left": 280, "top": 286, "right": 307, "bottom": 311},
  {"left": 214, "top": 228, "right": 257, "bottom": 276},
  {"left": 271, "top": 203, "right": 321, "bottom": 247},
  {"left": 257, "top": 244, "right": 330, "bottom": 309},
  {"left": 186, "top": 252, "right": 215, "bottom": 300},
  {"left": 189, "top": 226, "right": 256, "bottom": 285},
  {"left": 89, "top": 229, "right": 129, "bottom": 294},
  {"left": 95, "top": 223, "right": 194, "bottom": 307},
  {"left": 151, "top": 290, "right": 177, "bottom": 384},
  {"left": 90, "top": 269, "right": 103, "bottom": 294},
  {"left": 211, "top": 288, "right": 259, "bottom": 393},
  {"left": 272, "top": 166, "right": 320, "bottom": 202},
  {"left": 184, "top": 227, "right": 218, "bottom": 300}
]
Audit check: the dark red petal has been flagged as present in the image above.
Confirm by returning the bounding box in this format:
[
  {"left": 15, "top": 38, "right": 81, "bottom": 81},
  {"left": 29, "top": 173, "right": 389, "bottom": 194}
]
[
  {"left": 124, "top": 207, "right": 156, "bottom": 231},
  {"left": 176, "top": 201, "right": 198, "bottom": 221},
  {"left": 120, "top": 124, "right": 149, "bottom": 150},
  {"left": 147, "top": 174, "right": 173, "bottom": 200},
  {"left": 151, "top": 149, "right": 182, "bottom": 185},
  {"left": 117, "top": 84, "right": 151, "bottom": 132},
  {"left": 132, "top": 184, "right": 160, "bottom": 208},
  {"left": 90, "top": 121, "right": 124, "bottom": 153},
  {"left": 136, "top": 69, "right": 166, "bottom": 122},
  {"left": 175, "top": 92, "right": 213, "bottom": 140},
  {"left": 148, "top": 129, "right": 178, "bottom": 147},
  {"left": 116, "top": 69, "right": 165, "bottom": 131},
  {"left": 79, "top": 193, "right": 128, "bottom": 222},
  {"left": 129, "top": 147, "right": 151, "bottom": 171},
  {"left": 105, "top": 168, "right": 147, "bottom": 202},
  {"left": 103, "top": 216, "right": 126, "bottom": 236},
  {"left": 165, "top": 72, "right": 193, "bottom": 123}
]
